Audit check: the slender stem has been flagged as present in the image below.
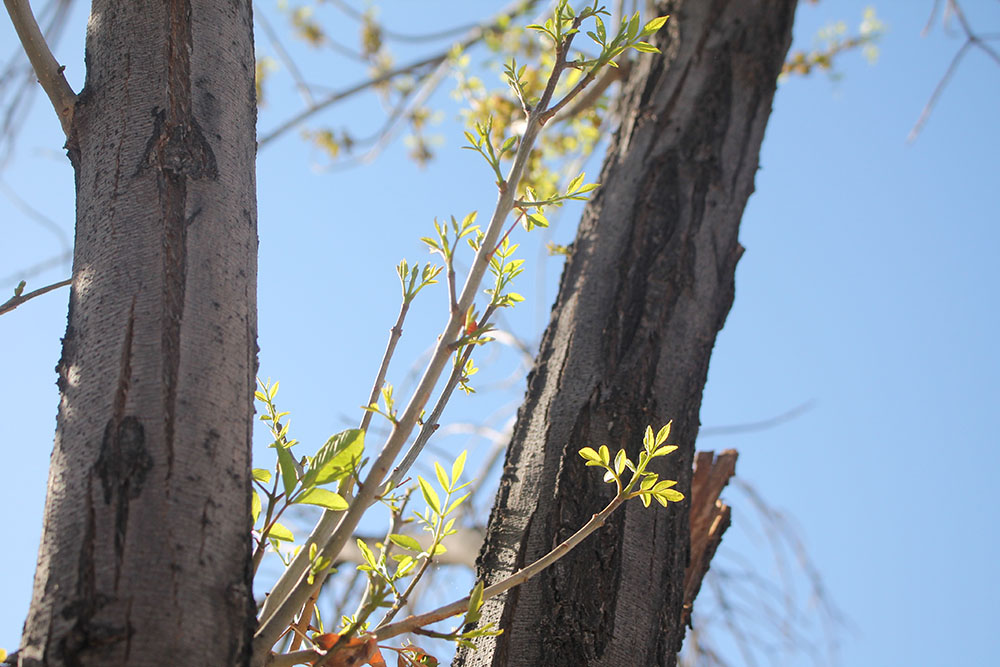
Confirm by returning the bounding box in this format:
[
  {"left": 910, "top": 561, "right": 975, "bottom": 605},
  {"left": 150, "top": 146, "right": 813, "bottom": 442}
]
[
  {"left": 384, "top": 341, "right": 474, "bottom": 492},
  {"left": 286, "top": 588, "right": 320, "bottom": 652},
  {"left": 361, "top": 300, "right": 410, "bottom": 432},
  {"left": 375, "top": 493, "right": 628, "bottom": 641},
  {"left": 3, "top": 0, "right": 77, "bottom": 136},
  {"left": 0, "top": 277, "right": 70, "bottom": 316}
]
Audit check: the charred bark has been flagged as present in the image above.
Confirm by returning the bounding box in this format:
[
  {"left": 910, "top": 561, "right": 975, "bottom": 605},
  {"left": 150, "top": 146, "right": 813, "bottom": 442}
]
[
  {"left": 18, "top": 0, "right": 258, "bottom": 664},
  {"left": 454, "top": 1, "right": 795, "bottom": 665}
]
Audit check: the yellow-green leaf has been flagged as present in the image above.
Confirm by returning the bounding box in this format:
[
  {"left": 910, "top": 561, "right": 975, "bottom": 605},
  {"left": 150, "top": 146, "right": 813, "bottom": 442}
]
[
  {"left": 296, "top": 488, "right": 349, "bottom": 511},
  {"left": 451, "top": 450, "right": 467, "bottom": 483},
  {"left": 389, "top": 533, "right": 423, "bottom": 553},
  {"left": 269, "top": 522, "right": 294, "bottom": 542}
]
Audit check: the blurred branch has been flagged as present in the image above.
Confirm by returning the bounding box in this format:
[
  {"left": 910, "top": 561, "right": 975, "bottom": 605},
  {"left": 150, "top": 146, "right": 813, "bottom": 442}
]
[
  {"left": 258, "top": 0, "right": 537, "bottom": 147},
  {"left": 255, "top": 5, "right": 317, "bottom": 106},
  {"left": 699, "top": 400, "right": 815, "bottom": 438},
  {"left": 329, "top": 0, "right": 505, "bottom": 44},
  {"left": 1, "top": 249, "right": 71, "bottom": 285},
  {"left": 909, "top": 0, "right": 1000, "bottom": 141}
]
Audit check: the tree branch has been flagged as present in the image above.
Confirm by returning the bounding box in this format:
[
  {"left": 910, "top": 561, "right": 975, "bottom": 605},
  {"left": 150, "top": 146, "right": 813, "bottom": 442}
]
[
  {"left": 0, "top": 277, "right": 70, "bottom": 316},
  {"left": 3, "top": 0, "right": 76, "bottom": 136}
]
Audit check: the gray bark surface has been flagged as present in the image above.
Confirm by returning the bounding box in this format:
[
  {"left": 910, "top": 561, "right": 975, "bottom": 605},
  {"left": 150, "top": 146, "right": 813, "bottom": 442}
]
[
  {"left": 454, "top": 1, "right": 795, "bottom": 665},
  {"left": 18, "top": 0, "right": 258, "bottom": 664}
]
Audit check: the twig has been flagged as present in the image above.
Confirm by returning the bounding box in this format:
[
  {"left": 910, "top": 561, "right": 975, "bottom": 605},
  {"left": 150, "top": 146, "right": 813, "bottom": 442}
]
[
  {"left": 259, "top": 0, "right": 534, "bottom": 148},
  {"left": 255, "top": 4, "right": 317, "bottom": 106},
  {"left": 0, "top": 277, "right": 70, "bottom": 316},
  {"left": 374, "top": 491, "right": 628, "bottom": 641},
  {"left": 909, "top": 0, "right": 1000, "bottom": 141},
  {"left": 360, "top": 300, "right": 410, "bottom": 433},
  {"left": 3, "top": 0, "right": 77, "bottom": 136}
]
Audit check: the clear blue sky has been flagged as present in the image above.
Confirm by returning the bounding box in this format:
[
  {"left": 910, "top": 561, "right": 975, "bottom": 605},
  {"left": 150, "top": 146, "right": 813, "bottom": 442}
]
[{"left": 2, "top": 1, "right": 998, "bottom": 664}]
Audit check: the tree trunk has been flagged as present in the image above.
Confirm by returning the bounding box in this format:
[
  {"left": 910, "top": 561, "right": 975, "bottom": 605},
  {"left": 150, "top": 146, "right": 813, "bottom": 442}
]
[
  {"left": 18, "top": 0, "right": 258, "bottom": 664},
  {"left": 454, "top": 1, "right": 795, "bottom": 665}
]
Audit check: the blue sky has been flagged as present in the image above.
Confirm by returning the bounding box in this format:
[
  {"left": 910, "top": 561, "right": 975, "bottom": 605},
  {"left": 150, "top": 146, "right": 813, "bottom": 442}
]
[{"left": 2, "top": 1, "right": 998, "bottom": 664}]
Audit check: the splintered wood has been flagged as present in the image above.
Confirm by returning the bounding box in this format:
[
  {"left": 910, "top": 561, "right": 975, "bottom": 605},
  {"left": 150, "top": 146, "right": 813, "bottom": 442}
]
[{"left": 682, "top": 449, "right": 738, "bottom": 627}]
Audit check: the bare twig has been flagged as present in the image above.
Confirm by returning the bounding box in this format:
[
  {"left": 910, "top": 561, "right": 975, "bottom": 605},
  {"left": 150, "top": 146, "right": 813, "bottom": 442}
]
[
  {"left": 910, "top": 0, "right": 1000, "bottom": 141},
  {"left": 255, "top": 5, "right": 317, "bottom": 106},
  {"left": 3, "top": 0, "right": 77, "bottom": 136},
  {"left": 258, "top": 0, "right": 536, "bottom": 148},
  {"left": 0, "top": 277, "right": 69, "bottom": 316}
]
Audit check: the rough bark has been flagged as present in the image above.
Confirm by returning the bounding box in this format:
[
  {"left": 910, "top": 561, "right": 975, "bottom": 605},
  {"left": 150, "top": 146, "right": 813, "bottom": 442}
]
[
  {"left": 18, "top": 0, "right": 258, "bottom": 664},
  {"left": 453, "top": 1, "right": 796, "bottom": 665}
]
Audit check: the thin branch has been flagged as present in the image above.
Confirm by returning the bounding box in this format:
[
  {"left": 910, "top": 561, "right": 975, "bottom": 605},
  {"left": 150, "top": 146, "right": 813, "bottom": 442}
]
[
  {"left": 0, "top": 277, "right": 70, "bottom": 316},
  {"left": 255, "top": 4, "right": 317, "bottom": 106},
  {"left": 360, "top": 300, "right": 410, "bottom": 433},
  {"left": 3, "top": 0, "right": 77, "bottom": 136},
  {"left": 0, "top": 249, "right": 71, "bottom": 286},
  {"left": 0, "top": 177, "right": 71, "bottom": 253},
  {"left": 329, "top": 0, "right": 519, "bottom": 44},
  {"left": 909, "top": 0, "right": 1000, "bottom": 141},
  {"left": 373, "top": 492, "right": 628, "bottom": 641},
  {"left": 698, "top": 400, "right": 816, "bottom": 438},
  {"left": 258, "top": 0, "right": 535, "bottom": 148}
]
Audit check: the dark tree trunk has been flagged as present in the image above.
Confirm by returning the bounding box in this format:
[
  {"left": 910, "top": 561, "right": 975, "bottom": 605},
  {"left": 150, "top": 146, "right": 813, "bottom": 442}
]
[
  {"left": 18, "top": 0, "right": 258, "bottom": 664},
  {"left": 454, "top": 1, "right": 796, "bottom": 665}
]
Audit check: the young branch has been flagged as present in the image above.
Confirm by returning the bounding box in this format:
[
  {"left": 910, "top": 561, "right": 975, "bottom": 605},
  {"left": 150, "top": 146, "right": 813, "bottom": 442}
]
[
  {"left": 374, "top": 492, "right": 629, "bottom": 641},
  {"left": 0, "top": 277, "right": 70, "bottom": 316},
  {"left": 3, "top": 0, "right": 77, "bottom": 136}
]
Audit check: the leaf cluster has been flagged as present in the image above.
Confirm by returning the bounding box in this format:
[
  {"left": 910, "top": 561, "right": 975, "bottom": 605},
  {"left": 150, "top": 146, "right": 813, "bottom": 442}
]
[{"left": 579, "top": 422, "right": 685, "bottom": 507}]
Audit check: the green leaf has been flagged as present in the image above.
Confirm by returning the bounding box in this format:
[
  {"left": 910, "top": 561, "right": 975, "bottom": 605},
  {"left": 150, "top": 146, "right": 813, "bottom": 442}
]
[
  {"left": 500, "top": 136, "right": 517, "bottom": 153},
  {"left": 598, "top": 444, "right": 610, "bottom": 465},
  {"left": 451, "top": 450, "right": 467, "bottom": 484},
  {"left": 466, "top": 580, "right": 485, "bottom": 624},
  {"left": 251, "top": 490, "right": 261, "bottom": 523},
  {"left": 655, "top": 422, "right": 671, "bottom": 446},
  {"left": 641, "top": 15, "right": 669, "bottom": 37},
  {"left": 252, "top": 468, "right": 272, "bottom": 484},
  {"left": 643, "top": 425, "right": 654, "bottom": 452},
  {"left": 269, "top": 522, "right": 294, "bottom": 541},
  {"left": 435, "top": 461, "right": 450, "bottom": 492},
  {"left": 306, "top": 429, "right": 364, "bottom": 487},
  {"left": 418, "top": 476, "right": 441, "bottom": 515},
  {"left": 296, "top": 487, "right": 349, "bottom": 511},
  {"left": 650, "top": 445, "right": 678, "bottom": 458},
  {"left": 445, "top": 492, "right": 471, "bottom": 516},
  {"left": 614, "top": 448, "right": 627, "bottom": 476},
  {"left": 567, "top": 172, "right": 585, "bottom": 194},
  {"left": 389, "top": 533, "right": 424, "bottom": 553},
  {"left": 627, "top": 12, "right": 640, "bottom": 41},
  {"left": 357, "top": 538, "right": 377, "bottom": 569},
  {"left": 275, "top": 445, "right": 298, "bottom": 497},
  {"left": 630, "top": 41, "right": 660, "bottom": 53},
  {"left": 639, "top": 492, "right": 652, "bottom": 508},
  {"left": 579, "top": 447, "right": 601, "bottom": 463}
]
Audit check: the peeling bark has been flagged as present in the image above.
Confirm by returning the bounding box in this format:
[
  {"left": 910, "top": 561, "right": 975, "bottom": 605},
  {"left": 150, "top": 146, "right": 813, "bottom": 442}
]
[
  {"left": 454, "top": 1, "right": 796, "bottom": 665},
  {"left": 18, "top": 0, "right": 258, "bottom": 664}
]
